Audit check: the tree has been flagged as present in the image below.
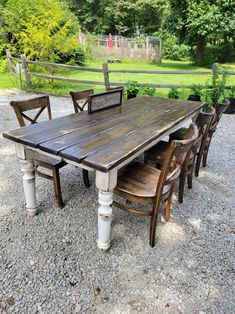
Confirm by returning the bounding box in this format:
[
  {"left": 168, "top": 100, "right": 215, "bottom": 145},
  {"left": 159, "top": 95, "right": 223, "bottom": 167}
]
[
  {"left": 166, "top": 0, "right": 235, "bottom": 64},
  {"left": 66, "top": 0, "right": 168, "bottom": 36},
  {"left": 3, "top": 0, "right": 84, "bottom": 62}
]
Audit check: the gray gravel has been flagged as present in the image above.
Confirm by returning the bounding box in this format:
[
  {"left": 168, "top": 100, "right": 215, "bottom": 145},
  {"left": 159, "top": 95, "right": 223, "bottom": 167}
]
[{"left": 0, "top": 89, "right": 234, "bottom": 314}]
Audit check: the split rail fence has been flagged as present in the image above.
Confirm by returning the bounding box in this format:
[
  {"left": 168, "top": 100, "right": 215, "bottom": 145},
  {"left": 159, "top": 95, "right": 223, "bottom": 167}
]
[{"left": 6, "top": 50, "right": 235, "bottom": 93}]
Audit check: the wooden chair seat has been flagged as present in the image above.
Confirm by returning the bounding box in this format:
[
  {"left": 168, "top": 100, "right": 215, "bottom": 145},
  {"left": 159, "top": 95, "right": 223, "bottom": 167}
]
[{"left": 115, "top": 162, "right": 171, "bottom": 201}]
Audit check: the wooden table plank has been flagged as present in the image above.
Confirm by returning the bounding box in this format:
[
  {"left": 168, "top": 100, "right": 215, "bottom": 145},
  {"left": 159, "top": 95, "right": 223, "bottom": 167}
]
[
  {"left": 60, "top": 101, "right": 203, "bottom": 171},
  {"left": 3, "top": 97, "right": 203, "bottom": 173},
  {"left": 39, "top": 100, "right": 175, "bottom": 154}
]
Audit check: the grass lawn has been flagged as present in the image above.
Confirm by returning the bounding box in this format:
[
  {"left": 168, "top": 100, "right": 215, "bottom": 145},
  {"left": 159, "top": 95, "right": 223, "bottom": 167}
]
[
  {"left": 0, "top": 73, "right": 20, "bottom": 89},
  {"left": 1, "top": 59, "right": 235, "bottom": 100}
]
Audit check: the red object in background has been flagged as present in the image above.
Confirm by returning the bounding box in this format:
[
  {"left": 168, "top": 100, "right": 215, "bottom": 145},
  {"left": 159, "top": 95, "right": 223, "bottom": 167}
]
[{"left": 108, "top": 33, "right": 113, "bottom": 48}]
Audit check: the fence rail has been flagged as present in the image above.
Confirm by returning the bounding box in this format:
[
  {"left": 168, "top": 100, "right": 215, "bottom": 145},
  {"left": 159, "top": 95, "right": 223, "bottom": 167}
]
[{"left": 6, "top": 50, "right": 235, "bottom": 93}]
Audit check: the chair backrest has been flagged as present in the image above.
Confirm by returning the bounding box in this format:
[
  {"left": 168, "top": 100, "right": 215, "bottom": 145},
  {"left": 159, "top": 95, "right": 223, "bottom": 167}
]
[
  {"left": 70, "top": 89, "right": 94, "bottom": 113},
  {"left": 195, "top": 106, "right": 215, "bottom": 136},
  {"left": 154, "top": 123, "right": 199, "bottom": 201},
  {"left": 87, "top": 88, "right": 123, "bottom": 114},
  {"left": 191, "top": 106, "right": 216, "bottom": 153},
  {"left": 10, "top": 96, "right": 52, "bottom": 127}
]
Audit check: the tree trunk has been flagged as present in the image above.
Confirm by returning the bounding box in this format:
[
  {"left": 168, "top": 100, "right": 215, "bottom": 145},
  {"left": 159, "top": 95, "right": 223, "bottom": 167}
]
[{"left": 195, "top": 35, "right": 206, "bottom": 65}]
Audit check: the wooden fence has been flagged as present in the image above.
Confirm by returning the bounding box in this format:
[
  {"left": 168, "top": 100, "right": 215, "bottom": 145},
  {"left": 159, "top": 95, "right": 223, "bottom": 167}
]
[{"left": 6, "top": 50, "right": 235, "bottom": 92}]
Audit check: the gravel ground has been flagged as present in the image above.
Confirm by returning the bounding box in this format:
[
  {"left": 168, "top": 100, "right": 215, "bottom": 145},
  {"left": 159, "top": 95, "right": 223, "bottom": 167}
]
[{"left": 0, "top": 89, "right": 234, "bottom": 314}]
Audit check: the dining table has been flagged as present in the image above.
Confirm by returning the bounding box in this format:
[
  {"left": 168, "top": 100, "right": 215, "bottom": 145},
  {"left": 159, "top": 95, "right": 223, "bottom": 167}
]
[{"left": 3, "top": 96, "right": 204, "bottom": 250}]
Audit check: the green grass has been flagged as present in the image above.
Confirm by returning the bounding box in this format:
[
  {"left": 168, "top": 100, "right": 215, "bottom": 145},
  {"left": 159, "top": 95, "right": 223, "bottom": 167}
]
[
  {"left": 1, "top": 59, "right": 235, "bottom": 100},
  {"left": 0, "top": 73, "right": 19, "bottom": 89}
]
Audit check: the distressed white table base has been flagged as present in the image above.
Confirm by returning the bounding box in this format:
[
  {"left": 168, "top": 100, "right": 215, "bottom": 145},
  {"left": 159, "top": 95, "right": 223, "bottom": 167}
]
[
  {"left": 96, "top": 169, "right": 117, "bottom": 250},
  {"left": 16, "top": 144, "right": 37, "bottom": 216},
  {"left": 20, "top": 159, "right": 37, "bottom": 216}
]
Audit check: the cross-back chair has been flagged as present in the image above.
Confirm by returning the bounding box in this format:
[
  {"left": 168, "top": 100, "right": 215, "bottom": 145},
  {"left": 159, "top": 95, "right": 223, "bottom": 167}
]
[
  {"left": 70, "top": 89, "right": 94, "bottom": 113},
  {"left": 87, "top": 89, "right": 123, "bottom": 114},
  {"left": 113, "top": 124, "right": 198, "bottom": 247},
  {"left": 10, "top": 96, "right": 65, "bottom": 208}
]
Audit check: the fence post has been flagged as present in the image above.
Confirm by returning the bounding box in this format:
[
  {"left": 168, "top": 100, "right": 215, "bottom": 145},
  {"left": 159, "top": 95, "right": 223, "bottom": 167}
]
[
  {"left": 20, "top": 54, "right": 32, "bottom": 88},
  {"left": 146, "top": 36, "right": 149, "bottom": 60},
  {"left": 102, "top": 63, "right": 110, "bottom": 91},
  {"left": 212, "top": 63, "right": 218, "bottom": 81},
  {"left": 158, "top": 39, "right": 163, "bottom": 63},
  {"left": 6, "top": 49, "right": 14, "bottom": 73}
]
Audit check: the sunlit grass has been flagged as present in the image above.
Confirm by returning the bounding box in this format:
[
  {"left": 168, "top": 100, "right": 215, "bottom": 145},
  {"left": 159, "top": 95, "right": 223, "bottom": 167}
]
[{"left": 1, "top": 59, "right": 234, "bottom": 100}]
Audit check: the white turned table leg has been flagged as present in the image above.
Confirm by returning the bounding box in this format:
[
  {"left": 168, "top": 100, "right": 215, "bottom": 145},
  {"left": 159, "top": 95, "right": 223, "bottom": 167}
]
[
  {"left": 97, "top": 191, "right": 113, "bottom": 250},
  {"left": 96, "top": 169, "right": 117, "bottom": 250},
  {"left": 20, "top": 159, "right": 37, "bottom": 216},
  {"left": 16, "top": 144, "right": 37, "bottom": 216}
]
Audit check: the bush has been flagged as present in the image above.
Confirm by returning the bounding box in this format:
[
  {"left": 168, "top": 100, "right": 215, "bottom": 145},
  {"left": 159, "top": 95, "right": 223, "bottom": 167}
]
[
  {"left": 163, "top": 35, "right": 191, "bottom": 61},
  {"left": 168, "top": 88, "right": 179, "bottom": 99},
  {"left": 57, "top": 47, "right": 86, "bottom": 65},
  {"left": 140, "top": 83, "right": 156, "bottom": 96}
]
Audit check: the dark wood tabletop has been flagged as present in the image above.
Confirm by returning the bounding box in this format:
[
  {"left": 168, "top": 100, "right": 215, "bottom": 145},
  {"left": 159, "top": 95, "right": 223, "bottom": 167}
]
[{"left": 3, "top": 96, "right": 203, "bottom": 172}]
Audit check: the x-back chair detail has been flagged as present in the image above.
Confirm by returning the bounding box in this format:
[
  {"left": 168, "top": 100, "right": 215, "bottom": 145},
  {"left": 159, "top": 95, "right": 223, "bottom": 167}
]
[
  {"left": 113, "top": 124, "right": 199, "bottom": 247},
  {"left": 10, "top": 95, "right": 66, "bottom": 208},
  {"left": 70, "top": 89, "right": 94, "bottom": 113}
]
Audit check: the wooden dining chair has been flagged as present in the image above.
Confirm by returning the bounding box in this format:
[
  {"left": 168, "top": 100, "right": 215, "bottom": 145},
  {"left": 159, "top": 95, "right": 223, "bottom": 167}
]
[
  {"left": 87, "top": 88, "right": 123, "bottom": 114},
  {"left": 10, "top": 95, "right": 67, "bottom": 208},
  {"left": 145, "top": 109, "right": 215, "bottom": 203},
  {"left": 69, "top": 89, "right": 95, "bottom": 188},
  {"left": 70, "top": 89, "right": 94, "bottom": 113},
  {"left": 113, "top": 124, "right": 198, "bottom": 247}
]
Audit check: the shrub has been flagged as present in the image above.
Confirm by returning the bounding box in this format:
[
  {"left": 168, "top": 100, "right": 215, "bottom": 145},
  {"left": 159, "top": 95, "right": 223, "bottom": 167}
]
[
  {"left": 140, "top": 83, "right": 156, "bottom": 96},
  {"left": 57, "top": 47, "right": 86, "bottom": 65},
  {"left": 168, "top": 88, "right": 179, "bottom": 99},
  {"left": 125, "top": 80, "right": 140, "bottom": 98},
  {"left": 163, "top": 35, "right": 191, "bottom": 61}
]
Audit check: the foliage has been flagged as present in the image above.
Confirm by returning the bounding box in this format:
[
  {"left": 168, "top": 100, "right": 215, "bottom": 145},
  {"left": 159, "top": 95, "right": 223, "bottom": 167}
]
[
  {"left": 168, "top": 87, "right": 179, "bottom": 99},
  {"left": 190, "top": 84, "right": 203, "bottom": 96},
  {"left": 125, "top": 80, "right": 140, "bottom": 97},
  {"left": 0, "top": 58, "right": 8, "bottom": 73},
  {"left": 166, "top": 0, "right": 235, "bottom": 65},
  {"left": 2, "top": 0, "right": 86, "bottom": 64},
  {"left": 207, "top": 72, "right": 227, "bottom": 105},
  {"left": 229, "top": 86, "right": 235, "bottom": 98},
  {"left": 140, "top": 83, "right": 156, "bottom": 96},
  {"left": 57, "top": 47, "right": 86, "bottom": 65},
  {"left": 66, "top": 0, "right": 168, "bottom": 36}
]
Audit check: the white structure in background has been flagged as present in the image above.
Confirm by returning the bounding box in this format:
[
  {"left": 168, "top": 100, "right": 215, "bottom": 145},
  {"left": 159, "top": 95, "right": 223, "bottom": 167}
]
[{"left": 78, "top": 32, "right": 162, "bottom": 62}]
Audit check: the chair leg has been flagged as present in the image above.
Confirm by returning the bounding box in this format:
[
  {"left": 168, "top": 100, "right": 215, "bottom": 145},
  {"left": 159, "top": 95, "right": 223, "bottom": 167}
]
[
  {"left": 178, "top": 170, "right": 186, "bottom": 203},
  {"left": 195, "top": 151, "right": 203, "bottom": 177},
  {"left": 82, "top": 169, "right": 90, "bottom": 188},
  {"left": 187, "top": 165, "right": 193, "bottom": 189},
  {"left": 202, "top": 149, "right": 209, "bottom": 167},
  {"left": 149, "top": 215, "right": 158, "bottom": 248},
  {"left": 52, "top": 168, "right": 64, "bottom": 209},
  {"left": 165, "top": 186, "right": 174, "bottom": 222}
]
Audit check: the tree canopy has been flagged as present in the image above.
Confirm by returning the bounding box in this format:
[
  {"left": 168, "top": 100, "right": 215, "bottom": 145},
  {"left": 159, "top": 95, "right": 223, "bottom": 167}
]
[{"left": 0, "top": 0, "right": 234, "bottom": 65}]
